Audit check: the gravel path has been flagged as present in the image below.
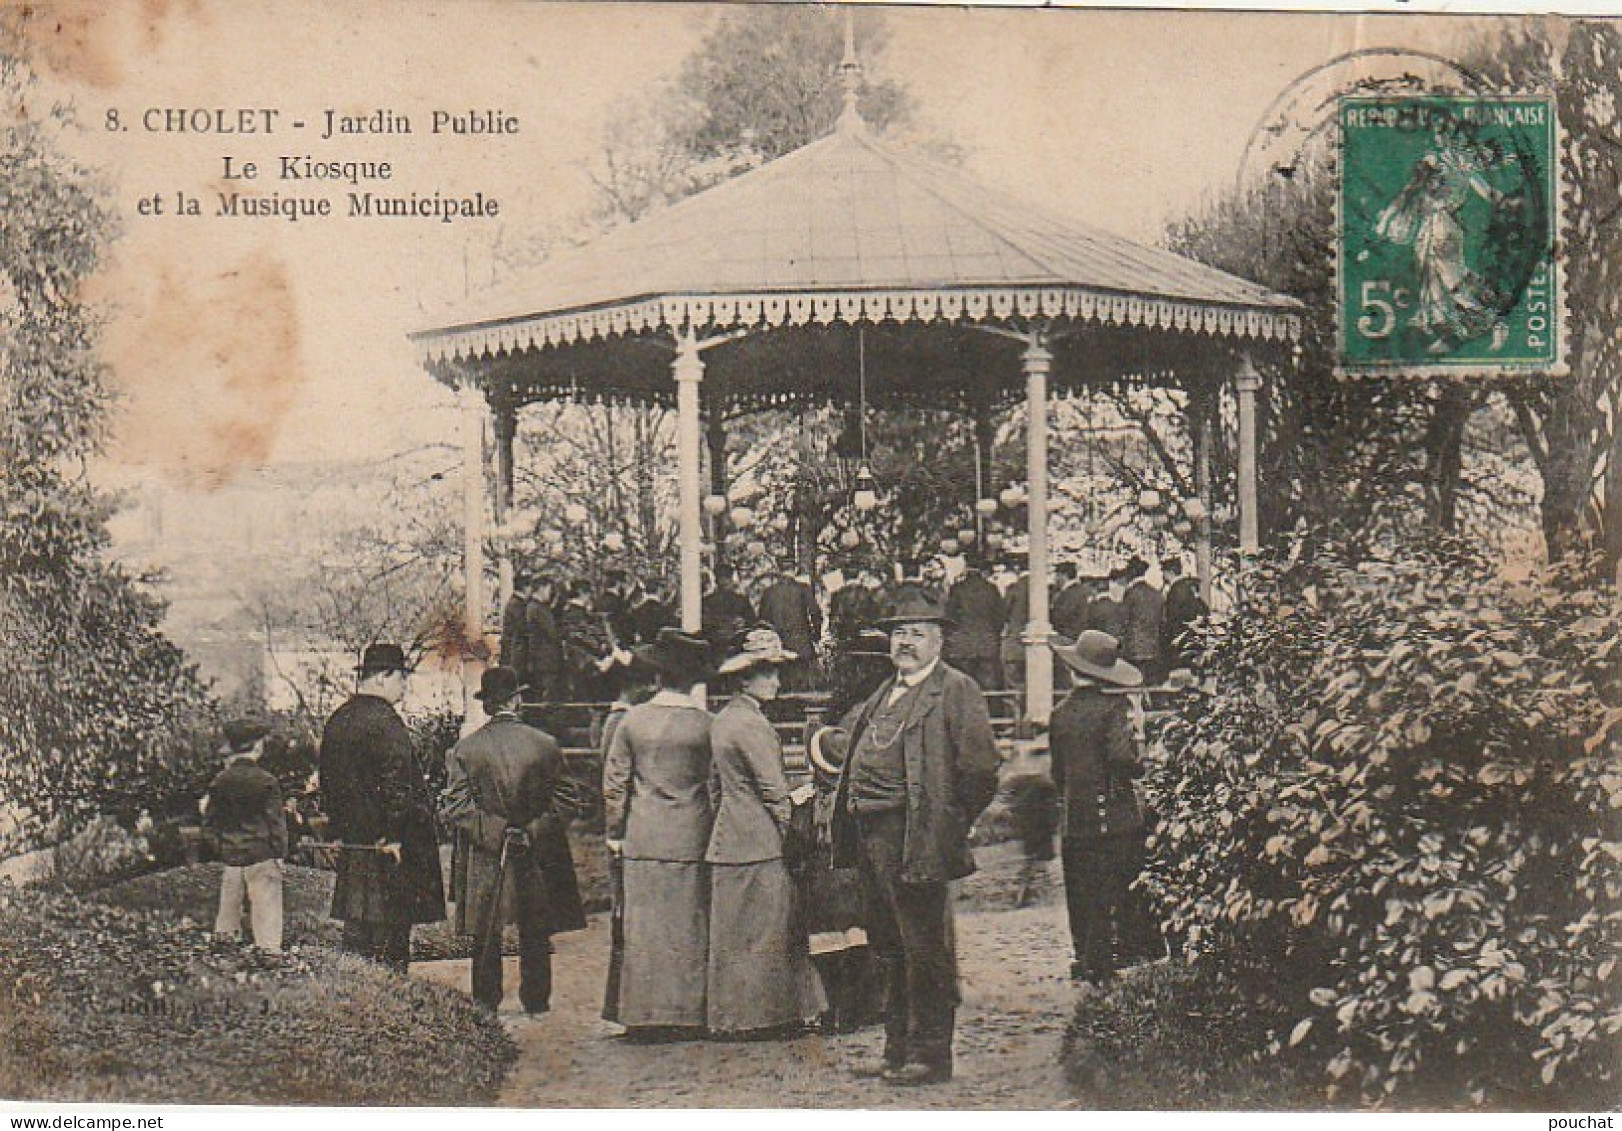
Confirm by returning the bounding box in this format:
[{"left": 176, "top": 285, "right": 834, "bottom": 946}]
[{"left": 413, "top": 851, "right": 1085, "bottom": 1109}]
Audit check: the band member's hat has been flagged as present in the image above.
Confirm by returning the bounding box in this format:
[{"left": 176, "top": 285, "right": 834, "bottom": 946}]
[{"left": 637, "top": 627, "right": 713, "bottom": 683}]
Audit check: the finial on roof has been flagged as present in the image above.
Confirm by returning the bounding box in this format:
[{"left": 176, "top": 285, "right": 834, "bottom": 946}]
[{"left": 837, "top": 9, "right": 864, "bottom": 134}]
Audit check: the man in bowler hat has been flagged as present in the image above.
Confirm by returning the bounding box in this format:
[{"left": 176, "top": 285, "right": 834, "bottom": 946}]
[
  {"left": 831, "top": 591, "right": 1000, "bottom": 1085},
  {"left": 442, "top": 666, "right": 586, "bottom": 1013},
  {"left": 319, "top": 643, "right": 446, "bottom": 969}
]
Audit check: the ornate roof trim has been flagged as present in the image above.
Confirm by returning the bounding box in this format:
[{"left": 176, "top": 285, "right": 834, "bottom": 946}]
[{"left": 412, "top": 285, "right": 1301, "bottom": 364}]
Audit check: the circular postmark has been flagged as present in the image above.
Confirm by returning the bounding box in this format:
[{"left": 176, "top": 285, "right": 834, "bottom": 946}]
[{"left": 1236, "top": 49, "right": 1561, "bottom": 377}]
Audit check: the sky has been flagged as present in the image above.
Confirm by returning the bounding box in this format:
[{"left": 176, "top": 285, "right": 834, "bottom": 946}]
[{"left": 10, "top": 0, "right": 1503, "bottom": 494}]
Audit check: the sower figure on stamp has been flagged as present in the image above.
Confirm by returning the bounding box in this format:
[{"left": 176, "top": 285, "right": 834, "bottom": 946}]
[
  {"left": 319, "top": 643, "right": 446, "bottom": 970},
  {"left": 442, "top": 666, "right": 587, "bottom": 1014},
  {"left": 831, "top": 591, "right": 1000, "bottom": 1086},
  {"left": 205, "top": 715, "right": 286, "bottom": 953}
]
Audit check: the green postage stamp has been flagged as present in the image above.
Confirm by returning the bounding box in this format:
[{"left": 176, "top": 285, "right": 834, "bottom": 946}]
[{"left": 1337, "top": 94, "right": 1562, "bottom": 378}]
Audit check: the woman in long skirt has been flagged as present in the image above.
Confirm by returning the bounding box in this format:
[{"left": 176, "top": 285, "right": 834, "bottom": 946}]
[
  {"left": 601, "top": 628, "right": 716, "bottom": 1039},
  {"left": 705, "top": 625, "right": 826, "bottom": 1038}
]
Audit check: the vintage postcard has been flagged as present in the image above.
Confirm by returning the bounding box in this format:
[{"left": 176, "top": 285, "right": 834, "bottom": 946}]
[{"left": 0, "top": 0, "right": 1617, "bottom": 1119}]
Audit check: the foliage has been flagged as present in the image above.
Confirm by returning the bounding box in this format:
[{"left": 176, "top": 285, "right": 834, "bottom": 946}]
[
  {"left": 669, "top": 7, "right": 911, "bottom": 166},
  {"left": 50, "top": 815, "right": 151, "bottom": 891},
  {"left": 504, "top": 401, "right": 678, "bottom": 592},
  {"left": 729, "top": 406, "right": 1024, "bottom": 575},
  {"left": 406, "top": 706, "right": 463, "bottom": 807},
  {"left": 1143, "top": 539, "right": 1622, "bottom": 1104},
  {"left": 0, "top": 880, "right": 515, "bottom": 1104},
  {"left": 0, "top": 57, "right": 214, "bottom": 853},
  {"left": 1166, "top": 158, "right": 1538, "bottom": 556},
  {"left": 1063, "top": 960, "right": 1323, "bottom": 1110},
  {"left": 588, "top": 8, "right": 914, "bottom": 227},
  {"left": 1465, "top": 21, "right": 1622, "bottom": 568}
]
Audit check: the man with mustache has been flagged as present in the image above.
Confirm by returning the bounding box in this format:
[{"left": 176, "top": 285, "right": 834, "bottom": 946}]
[{"left": 830, "top": 589, "right": 1000, "bottom": 1086}]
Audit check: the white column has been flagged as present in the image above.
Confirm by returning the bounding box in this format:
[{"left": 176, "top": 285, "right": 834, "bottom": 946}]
[
  {"left": 674, "top": 332, "right": 704, "bottom": 634},
  {"left": 1023, "top": 337, "right": 1055, "bottom": 725},
  {"left": 1236, "top": 355, "right": 1262, "bottom": 556},
  {"left": 460, "top": 383, "right": 488, "bottom": 730},
  {"left": 493, "top": 401, "right": 516, "bottom": 614}
]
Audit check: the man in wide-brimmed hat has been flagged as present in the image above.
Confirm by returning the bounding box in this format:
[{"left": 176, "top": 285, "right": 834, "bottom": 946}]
[
  {"left": 318, "top": 643, "right": 446, "bottom": 969},
  {"left": 1047, "top": 630, "right": 1153, "bottom": 986},
  {"left": 830, "top": 590, "right": 999, "bottom": 1085},
  {"left": 442, "top": 665, "right": 586, "bottom": 1013}
]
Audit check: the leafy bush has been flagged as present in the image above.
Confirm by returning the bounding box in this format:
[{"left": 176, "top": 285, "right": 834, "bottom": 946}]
[
  {"left": 0, "top": 880, "right": 514, "bottom": 1104},
  {"left": 406, "top": 707, "right": 463, "bottom": 804},
  {"left": 0, "top": 60, "right": 216, "bottom": 854},
  {"left": 1063, "top": 960, "right": 1322, "bottom": 1110},
  {"left": 1143, "top": 540, "right": 1622, "bottom": 1106},
  {"left": 51, "top": 815, "right": 151, "bottom": 891}
]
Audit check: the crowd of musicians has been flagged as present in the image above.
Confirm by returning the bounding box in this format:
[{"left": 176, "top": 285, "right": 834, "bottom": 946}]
[
  {"left": 203, "top": 551, "right": 1206, "bottom": 1087},
  {"left": 497, "top": 551, "right": 1207, "bottom": 707}
]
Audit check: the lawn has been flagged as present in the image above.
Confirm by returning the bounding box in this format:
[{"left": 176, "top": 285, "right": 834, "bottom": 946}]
[{"left": 0, "top": 881, "right": 515, "bottom": 1105}]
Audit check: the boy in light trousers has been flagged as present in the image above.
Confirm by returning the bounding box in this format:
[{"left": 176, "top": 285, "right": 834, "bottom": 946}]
[{"left": 204, "top": 717, "right": 287, "bottom": 952}]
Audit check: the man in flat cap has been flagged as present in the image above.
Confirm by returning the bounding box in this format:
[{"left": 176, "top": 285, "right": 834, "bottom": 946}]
[
  {"left": 319, "top": 643, "right": 446, "bottom": 970},
  {"left": 204, "top": 716, "right": 286, "bottom": 952},
  {"left": 831, "top": 590, "right": 1000, "bottom": 1086}
]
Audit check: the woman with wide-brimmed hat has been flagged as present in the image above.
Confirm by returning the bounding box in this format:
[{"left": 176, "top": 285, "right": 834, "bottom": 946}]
[
  {"left": 600, "top": 627, "right": 716, "bottom": 1040},
  {"left": 703, "top": 625, "right": 827, "bottom": 1039},
  {"left": 1048, "top": 630, "right": 1150, "bottom": 987}
]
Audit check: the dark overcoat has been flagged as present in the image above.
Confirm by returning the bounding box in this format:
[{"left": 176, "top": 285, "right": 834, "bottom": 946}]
[
  {"left": 1049, "top": 687, "right": 1145, "bottom": 841},
  {"left": 1160, "top": 577, "right": 1208, "bottom": 669},
  {"left": 830, "top": 663, "right": 1000, "bottom": 884},
  {"left": 757, "top": 576, "right": 821, "bottom": 656},
  {"left": 1121, "top": 579, "right": 1165, "bottom": 668},
  {"left": 944, "top": 572, "right": 1005, "bottom": 663},
  {"left": 502, "top": 595, "right": 566, "bottom": 703},
  {"left": 443, "top": 715, "right": 587, "bottom": 938},
  {"left": 319, "top": 694, "right": 446, "bottom": 926}
]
